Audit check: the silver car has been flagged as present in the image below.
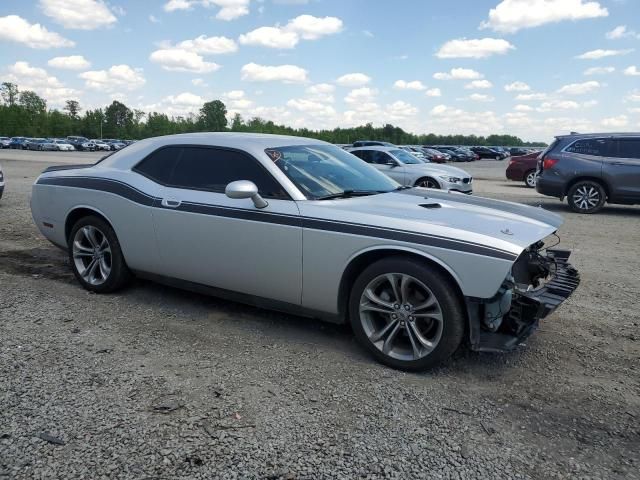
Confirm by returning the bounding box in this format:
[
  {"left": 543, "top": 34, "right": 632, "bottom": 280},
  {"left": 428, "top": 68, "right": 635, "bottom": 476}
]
[
  {"left": 30, "top": 133, "right": 579, "bottom": 370},
  {"left": 349, "top": 146, "right": 473, "bottom": 193}
]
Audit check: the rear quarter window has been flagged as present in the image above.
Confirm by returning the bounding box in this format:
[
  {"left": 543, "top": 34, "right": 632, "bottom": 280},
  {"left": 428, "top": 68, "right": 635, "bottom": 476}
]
[
  {"left": 133, "top": 146, "right": 182, "bottom": 184},
  {"left": 565, "top": 138, "right": 609, "bottom": 156}
]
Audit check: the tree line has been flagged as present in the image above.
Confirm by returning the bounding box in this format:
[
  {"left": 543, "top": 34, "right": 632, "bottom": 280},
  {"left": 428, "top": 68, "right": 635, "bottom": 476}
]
[{"left": 0, "top": 82, "right": 546, "bottom": 146}]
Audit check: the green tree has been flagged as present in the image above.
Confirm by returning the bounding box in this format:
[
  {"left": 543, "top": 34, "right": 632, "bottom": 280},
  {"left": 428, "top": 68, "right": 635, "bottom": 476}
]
[
  {"left": 1, "top": 82, "right": 19, "bottom": 106},
  {"left": 103, "top": 100, "right": 133, "bottom": 138},
  {"left": 198, "top": 100, "right": 227, "bottom": 131},
  {"left": 64, "top": 100, "right": 81, "bottom": 119},
  {"left": 230, "top": 113, "right": 244, "bottom": 131}
]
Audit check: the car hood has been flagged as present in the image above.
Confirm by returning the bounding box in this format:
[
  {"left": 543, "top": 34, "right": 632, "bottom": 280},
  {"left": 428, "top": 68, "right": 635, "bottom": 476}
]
[
  {"left": 300, "top": 189, "right": 563, "bottom": 259},
  {"left": 406, "top": 163, "right": 471, "bottom": 177}
]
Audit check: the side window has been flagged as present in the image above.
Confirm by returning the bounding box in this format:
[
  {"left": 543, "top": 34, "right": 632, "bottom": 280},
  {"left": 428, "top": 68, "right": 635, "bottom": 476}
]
[
  {"left": 170, "top": 147, "right": 288, "bottom": 199},
  {"left": 613, "top": 139, "right": 640, "bottom": 160},
  {"left": 371, "top": 151, "right": 392, "bottom": 165},
  {"left": 134, "top": 146, "right": 182, "bottom": 184},
  {"left": 353, "top": 150, "right": 372, "bottom": 163},
  {"left": 565, "top": 138, "right": 610, "bottom": 157}
]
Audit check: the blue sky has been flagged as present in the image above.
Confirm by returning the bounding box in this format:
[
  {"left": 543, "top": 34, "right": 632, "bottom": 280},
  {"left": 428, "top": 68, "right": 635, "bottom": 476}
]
[{"left": 1, "top": 0, "right": 639, "bottom": 141}]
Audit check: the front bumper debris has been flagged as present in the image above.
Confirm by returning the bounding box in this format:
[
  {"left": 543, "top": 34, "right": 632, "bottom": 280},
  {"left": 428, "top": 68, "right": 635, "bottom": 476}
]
[{"left": 468, "top": 249, "right": 580, "bottom": 352}]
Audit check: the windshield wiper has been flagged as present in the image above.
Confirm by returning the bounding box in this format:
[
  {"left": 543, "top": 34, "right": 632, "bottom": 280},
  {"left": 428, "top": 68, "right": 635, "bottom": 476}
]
[
  {"left": 394, "top": 186, "right": 412, "bottom": 191},
  {"left": 316, "top": 189, "right": 388, "bottom": 200}
]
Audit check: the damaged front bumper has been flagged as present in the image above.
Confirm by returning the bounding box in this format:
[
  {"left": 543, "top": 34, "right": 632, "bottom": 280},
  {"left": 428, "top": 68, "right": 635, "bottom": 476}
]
[{"left": 467, "top": 249, "right": 580, "bottom": 353}]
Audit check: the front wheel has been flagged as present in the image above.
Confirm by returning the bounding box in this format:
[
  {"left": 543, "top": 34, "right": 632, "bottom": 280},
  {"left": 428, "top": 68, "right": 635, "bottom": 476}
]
[
  {"left": 567, "top": 180, "right": 606, "bottom": 214},
  {"left": 524, "top": 170, "right": 537, "bottom": 188},
  {"left": 68, "top": 216, "right": 131, "bottom": 293},
  {"left": 349, "top": 257, "right": 465, "bottom": 371},
  {"left": 415, "top": 177, "right": 440, "bottom": 189}
]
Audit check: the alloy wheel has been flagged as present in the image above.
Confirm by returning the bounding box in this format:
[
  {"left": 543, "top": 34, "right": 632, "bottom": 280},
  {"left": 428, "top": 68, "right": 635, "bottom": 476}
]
[
  {"left": 572, "top": 185, "right": 601, "bottom": 211},
  {"left": 417, "top": 178, "right": 439, "bottom": 189},
  {"left": 72, "top": 225, "right": 112, "bottom": 286},
  {"left": 525, "top": 171, "right": 537, "bottom": 188},
  {"left": 359, "top": 273, "right": 444, "bottom": 361}
]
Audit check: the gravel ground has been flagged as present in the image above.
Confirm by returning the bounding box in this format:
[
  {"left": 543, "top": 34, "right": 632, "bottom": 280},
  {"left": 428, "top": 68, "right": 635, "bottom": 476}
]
[{"left": 0, "top": 151, "right": 638, "bottom": 480}]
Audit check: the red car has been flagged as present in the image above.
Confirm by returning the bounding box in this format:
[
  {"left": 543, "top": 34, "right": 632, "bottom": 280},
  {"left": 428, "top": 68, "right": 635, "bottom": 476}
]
[{"left": 506, "top": 152, "right": 540, "bottom": 188}]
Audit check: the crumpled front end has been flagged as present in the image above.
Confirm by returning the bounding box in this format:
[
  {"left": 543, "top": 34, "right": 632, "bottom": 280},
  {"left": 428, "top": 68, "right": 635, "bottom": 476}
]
[{"left": 467, "top": 243, "right": 580, "bottom": 352}]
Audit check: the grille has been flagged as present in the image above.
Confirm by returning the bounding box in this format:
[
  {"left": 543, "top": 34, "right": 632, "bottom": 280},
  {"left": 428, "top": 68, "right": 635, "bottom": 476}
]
[{"left": 462, "top": 177, "right": 472, "bottom": 184}]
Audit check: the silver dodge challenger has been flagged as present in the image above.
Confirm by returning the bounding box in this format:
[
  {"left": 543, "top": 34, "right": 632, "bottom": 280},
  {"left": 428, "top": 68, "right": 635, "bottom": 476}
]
[{"left": 31, "top": 133, "right": 579, "bottom": 371}]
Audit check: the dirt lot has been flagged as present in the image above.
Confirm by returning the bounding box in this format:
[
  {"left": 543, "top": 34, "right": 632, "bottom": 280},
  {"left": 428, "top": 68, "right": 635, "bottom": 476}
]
[{"left": 1, "top": 150, "right": 638, "bottom": 479}]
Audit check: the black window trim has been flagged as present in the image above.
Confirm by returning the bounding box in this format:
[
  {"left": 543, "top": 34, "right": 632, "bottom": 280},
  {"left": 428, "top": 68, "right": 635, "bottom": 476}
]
[{"left": 132, "top": 144, "right": 292, "bottom": 200}]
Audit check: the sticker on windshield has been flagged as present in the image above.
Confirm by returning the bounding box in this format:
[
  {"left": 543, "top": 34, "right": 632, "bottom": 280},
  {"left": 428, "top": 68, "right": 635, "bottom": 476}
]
[{"left": 265, "top": 149, "right": 282, "bottom": 162}]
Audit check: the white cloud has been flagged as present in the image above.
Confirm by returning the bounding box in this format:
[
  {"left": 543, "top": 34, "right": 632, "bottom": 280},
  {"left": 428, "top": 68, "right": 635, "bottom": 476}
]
[
  {"left": 238, "top": 15, "right": 342, "bottom": 49},
  {"left": 0, "top": 15, "right": 74, "bottom": 49},
  {"left": 516, "top": 92, "right": 548, "bottom": 101},
  {"left": 627, "top": 90, "right": 640, "bottom": 102},
  {"left": 514, "top": 104, "right": 534, "bottom": 112},
  {"left": 163, "top": 0, "right": 250, "bottom": 21},
  {"left": 149, "top": 48, "right": 220, "bottom": 73},
  {"left": 385, "top": 101, "right": 418, "bottom": 119},
  {"left": 47, "top": 55, "right": 90, "bottom": 70},
  {"left": 504, "top": 81, "right": 530, "bottom": 92},
  {"left": 606, "top": 25, "right": 639, "bottom": 40},
  {"left": 394, "top": 80, "right": 426, "bottom": 91},
  {"left": 240, "top": 63, "right": 308, "bottom": 83},
  {"left": 427, "top": 105, "right": 504, "bottom": 136},
  {"left": 584, "top": 66, "right": 615, "bottom": 75},
  {"left": 5, "top": 61, "right": 79, "bottom": 105},
  {"left": 576, "top": 48, "right": 634, "bottom": 59},
  {"left": 149, "top": 14, "right": 160, "bottom": 23},
  {"left": 344, "top": 87, "right": 378, "bottom": 110},
  {"left": 537, "top": 100, "right": 581, "bottom": 111},
  {"left": 468, "top": 93, "right": 495, "bottom": 102},
  {"left": 601, "top": 115, "right": 629, "bottom": 128},
  {"left": 286, "top": 14, "right": 343, "bottom": 40},
  {"left": 306, "top": 83, "right": 335, "bottom": 102},
  {"left": 465, "top": 80, "right": 493, "bottom": 89},
  {"left": 79, "top": 64, "right": 146, "bottom": 91},
  {"left": 176, "top": 35, "right": 238, "bottom": 54},
  {"left": 557, "top": 80, "right": 600, "bottom": 95},
  {"left": 286, "top": 98, "right": 336, "bottom": 117},
  {"left": 433, "top": 68, "right": 483, "bottom": 80},
  {"left": 425, "top": 88, "right": 442, "bottom": 97},
  {"left": 191, "top": 78, "right": 208, "bottom": 87},
  {"left": 165, "top": 92, "right": 204, "bottom": 106},
  {"left": 436, "top": 37, "right": 514, "bottom": 58},
  {"left": 222, "top": 90, "right": 253, "bottom": 109},
  {"left": 239, "top": 27, "right": 299, "bottom": 49},
  {"left": 623, "top": 66, "right": 640, "bottom": 77},
  {"left": 336, "top": 73, "right": 371, "bottom": 87},
  {"left": 39, "top": 0, "right": 117, "bottom": 30},
  {"left": 481, "top": 0, "right": 608, "bottom": 34}
]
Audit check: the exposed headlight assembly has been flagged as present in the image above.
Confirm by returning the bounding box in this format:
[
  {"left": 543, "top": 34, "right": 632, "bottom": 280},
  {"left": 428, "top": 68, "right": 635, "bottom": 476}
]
[{"left": 439, "top": 175, "right": 461, "bottom": 183}]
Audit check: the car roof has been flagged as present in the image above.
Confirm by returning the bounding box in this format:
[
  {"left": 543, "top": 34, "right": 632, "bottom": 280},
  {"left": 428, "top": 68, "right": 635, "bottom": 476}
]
[
  {"left": 556, "top": 132, "right": 640, "bottom": 139},
  {"left": 348, "top": 145, "right": 402, "bottom": 152}
]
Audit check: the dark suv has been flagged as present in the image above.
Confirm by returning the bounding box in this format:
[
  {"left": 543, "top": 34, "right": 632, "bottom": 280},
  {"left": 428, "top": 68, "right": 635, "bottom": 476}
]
[{"left": 536, "top": 133, "right": 640, "bottom": 213}]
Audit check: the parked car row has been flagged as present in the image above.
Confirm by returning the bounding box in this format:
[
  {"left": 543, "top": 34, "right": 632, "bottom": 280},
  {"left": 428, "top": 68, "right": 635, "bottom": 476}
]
[{"left": 1, "top": 136, "right": 133, "bottom": 151}]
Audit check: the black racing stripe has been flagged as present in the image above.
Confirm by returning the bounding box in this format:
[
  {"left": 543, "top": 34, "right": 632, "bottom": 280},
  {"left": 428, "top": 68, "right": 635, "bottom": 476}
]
[
  {"left": 301, "top": 218, "right": 516, "bottom": 260},
  {"left": 37, "top": 176, "right": 157, "bottom": 206},
  {"left": 174, "top": 201, "right": 302, "bottom": 227},
  {"left": 38, "top": 175, "right": 517, "bottom": 260}
]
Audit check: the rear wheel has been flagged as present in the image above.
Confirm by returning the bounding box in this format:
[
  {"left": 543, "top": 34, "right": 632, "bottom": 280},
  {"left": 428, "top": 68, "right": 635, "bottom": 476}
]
[
  {"left": 567, "top": 180, "right": 606, "bottom": 214},
  {"left": 524, "top": 170, "right": 537, "bottom": 188},
  {"left": 415, "top": 177, "right": 440, "bottom": 189},
  {"left": 68, "top": 216, "right": 131, "bottom": 292},
  {"left": 349, "top": 257, "right": 465, "bottom": 371}
]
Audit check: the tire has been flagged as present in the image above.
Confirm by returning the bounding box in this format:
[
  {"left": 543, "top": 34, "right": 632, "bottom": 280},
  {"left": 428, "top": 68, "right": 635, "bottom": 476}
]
[
  {"left": 495, "top": 155, "right": 501, "bottom": 161},
  {"left": 415, "top": 177, "right": 440, "bottom": 189},
  {"left": 524, "top": 170, "right": 537, "bottom": 188},
  {"left": 349, "top": 256, "right": 465, "bottom": 371},
  {"left": 68, "top": 215, "right": 131, "bottom": 293},
  {"left": 567, "top": 180, "right": 606, "bottom": 214}
]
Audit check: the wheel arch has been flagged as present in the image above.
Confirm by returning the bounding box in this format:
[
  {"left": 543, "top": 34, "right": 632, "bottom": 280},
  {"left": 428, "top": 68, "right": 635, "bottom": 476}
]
[
  {"left": 64, "top": 205, "right": 116, "bottom": 245},
  {"left": 337, "top": 246, "right": 466, "bottom": 321},
  {"left": 414, "top": 176, "right": 440, "bottom": 188},
  {"left": 565, "top": 176, "right": 610, "bottom": 199}
]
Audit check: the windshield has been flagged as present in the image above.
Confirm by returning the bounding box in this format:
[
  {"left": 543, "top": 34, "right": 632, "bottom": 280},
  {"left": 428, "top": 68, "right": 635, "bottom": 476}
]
[
  {"left": 267, "top": 144, "right": 399, "bottom": 200},
  {"left": 389, "top": 149, "right": 423, "bottom": 164}
]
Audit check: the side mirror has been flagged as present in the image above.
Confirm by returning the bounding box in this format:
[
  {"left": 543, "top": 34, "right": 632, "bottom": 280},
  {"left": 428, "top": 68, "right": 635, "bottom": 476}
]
[
  {"left": 225, "top": 180, "right": 268, "bottom": 209},
  {"left": 386, "top": 161, "right": 398, "bottom": 167}
]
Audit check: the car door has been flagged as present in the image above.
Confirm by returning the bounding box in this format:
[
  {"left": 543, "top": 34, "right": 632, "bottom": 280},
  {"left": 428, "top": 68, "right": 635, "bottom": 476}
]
[
  {"left": 603, "top": 137, "right": 640, "bottom": 202},
  {"left": 369, "top": 150, "right": 405, "bottom": 184},
  {"left": 150, "top": 145, "right": 303, "bottom": 305}
]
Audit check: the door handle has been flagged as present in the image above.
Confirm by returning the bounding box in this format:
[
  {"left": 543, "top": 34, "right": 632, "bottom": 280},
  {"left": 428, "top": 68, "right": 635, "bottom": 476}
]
[
  {"left": 611, "top": 162, "right": 626, "bottom": 166},
  {"left": 161, "top": 198, "right": 182, "bottom": 208}
]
